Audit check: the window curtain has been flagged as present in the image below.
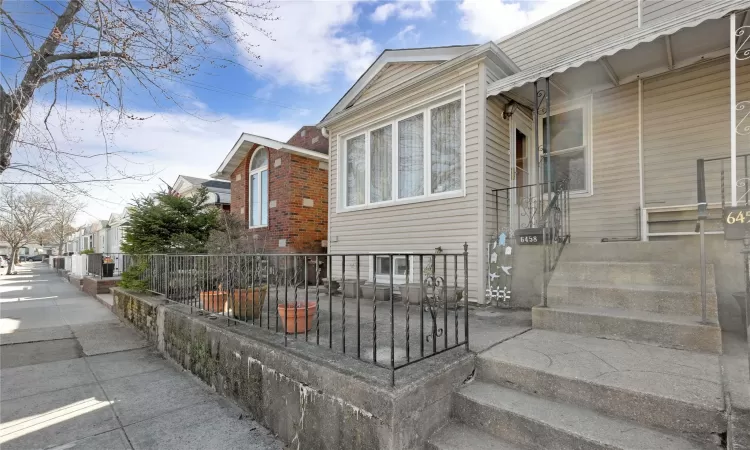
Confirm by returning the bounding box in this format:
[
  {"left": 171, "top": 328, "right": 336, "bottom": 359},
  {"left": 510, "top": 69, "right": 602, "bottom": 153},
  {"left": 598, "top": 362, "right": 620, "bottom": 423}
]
[
  {"left": 370, "top": 125, "right": 392, "bottom": 202},
  {"left": 398, "top": 114, "right": 424, "bottom": 198},
  {"left": 250, "top": 170, "right": 268, "bottom": 226},
  {"left": 346, "top": 135, "right": 366, "bottom": 206},
  {"left": 430, "top": 100, "right": 461, "bottom": 194}
]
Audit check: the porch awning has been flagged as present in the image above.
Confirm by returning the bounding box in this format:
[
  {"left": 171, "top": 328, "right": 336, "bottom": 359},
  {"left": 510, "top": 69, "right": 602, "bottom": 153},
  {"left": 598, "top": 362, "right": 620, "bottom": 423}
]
[{"left": 487, "top": 0, "right": 750, "bottom": 98}]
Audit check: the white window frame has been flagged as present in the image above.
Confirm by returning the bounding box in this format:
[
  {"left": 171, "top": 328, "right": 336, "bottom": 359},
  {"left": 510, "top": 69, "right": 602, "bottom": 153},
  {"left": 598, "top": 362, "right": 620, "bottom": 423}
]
[
  {"left": 337, "top": 86, "right": 466, "bottom": 212},
  {"left": 248, "top": 147, "right": 269, "bottom": 229},
  {"left": 368, "top": 253, "right": 414, "bottom": 284},
  {"left": 538, "top": 95, "right": 594, "bottom": 198}
]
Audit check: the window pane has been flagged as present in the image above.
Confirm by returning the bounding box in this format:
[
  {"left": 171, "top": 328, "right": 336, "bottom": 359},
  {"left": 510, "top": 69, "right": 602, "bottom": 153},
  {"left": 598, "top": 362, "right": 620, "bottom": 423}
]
[
  {"left": 260, "top": 170, "right": 268, "bottom": 226},
  {"left": 431, "top": 100, "right": 462, "bottom": 194},
  {"left": 346, "top": 135, "right": 366, "bottom": 206},
  {"left": 394, "top": 257, "right": 408, "bottom": 276},
  {"left": 542, "top": 108, "right": 583, "bottom": 152},
  {"left": 370, "top": 125, "right": 392, "bottom": 202},
  {"left": 398, "top": 114, "right": 424, "bottom": 198},
  {"left": 250, "top": 173, "right": 260, "bottom": 225},
  {"left": 251, "top": 148, "right": 268, "bottom": 170},
  {"left": 542, "top": 150, "right": 586, "bottom": 191},
  {"left": 376, "top": 256, "right": 390, "bottom": 275}
]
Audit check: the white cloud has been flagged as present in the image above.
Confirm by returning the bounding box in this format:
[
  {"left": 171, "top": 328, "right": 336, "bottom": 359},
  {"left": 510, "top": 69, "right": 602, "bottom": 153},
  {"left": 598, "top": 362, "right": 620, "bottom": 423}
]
[
  {"left": 458, "top": 0, "right": 578, "bottom": 41},
  {"left": 9, "top": 105, "right": 300, "bottom": 220},
  {"left": 371, "top": 0, "right": 435, "bottom": 22},
  {"left": 231, "top": 1, "right": 378, "bottom": 87},
  {"left": 392, "top": 24, "right": 421, "bottom": 45}
]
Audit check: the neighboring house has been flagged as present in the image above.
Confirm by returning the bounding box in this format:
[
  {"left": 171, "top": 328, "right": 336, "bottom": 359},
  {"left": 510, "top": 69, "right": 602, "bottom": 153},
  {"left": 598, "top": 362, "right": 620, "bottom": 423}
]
[
  {"left": 91, "top": 220, "right": 108, "bottom": 253},
  {"left": 106, "top": 209, "right": 129, "bottom": 254},
  {"left": 211, "top": 126, "right": 329, "bottom": 253},
  {"left": 171, "top": 175, "right": 231, "bottom": 211},
  {"left": 318, "top": 0, "right": 750, "bottom": 305}
]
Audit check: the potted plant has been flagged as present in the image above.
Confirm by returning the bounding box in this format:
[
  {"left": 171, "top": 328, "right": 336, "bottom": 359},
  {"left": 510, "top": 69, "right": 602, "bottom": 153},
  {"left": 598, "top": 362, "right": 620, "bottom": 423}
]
[
  {"left": 199, "top": 213, "right": 269, "bottom": 319},
  {"left": 278, "top": 301, "right": 318, "bottom": 333}
]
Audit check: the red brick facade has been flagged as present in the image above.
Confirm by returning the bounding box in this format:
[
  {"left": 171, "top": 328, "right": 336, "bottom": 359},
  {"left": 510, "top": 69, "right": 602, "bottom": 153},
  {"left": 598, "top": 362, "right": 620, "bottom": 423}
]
[{"left": 229, "top": 131, "right": 328, "bottom": 254}]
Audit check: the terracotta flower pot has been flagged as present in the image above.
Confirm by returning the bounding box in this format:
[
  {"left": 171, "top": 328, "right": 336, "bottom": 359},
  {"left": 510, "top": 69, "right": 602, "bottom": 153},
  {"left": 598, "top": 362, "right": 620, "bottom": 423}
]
[
  {"left": 277, "top": 302, "right": 317, "bottom": 334},
  {"left": 199, "top": 290, "right": 228, "bottom": 313},
  {"left": 230, "top": 286, "right": 267, "bottom": 320}
]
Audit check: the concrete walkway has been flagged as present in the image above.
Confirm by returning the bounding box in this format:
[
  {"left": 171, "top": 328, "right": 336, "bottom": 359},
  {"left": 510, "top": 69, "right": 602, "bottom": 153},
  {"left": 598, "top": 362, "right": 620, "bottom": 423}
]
[{"left": 0, "top": 263, "right": 284, "bottom": 450}]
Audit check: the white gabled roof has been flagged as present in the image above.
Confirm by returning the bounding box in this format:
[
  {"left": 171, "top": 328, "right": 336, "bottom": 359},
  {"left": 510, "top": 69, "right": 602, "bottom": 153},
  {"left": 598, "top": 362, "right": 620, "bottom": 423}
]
[
  {"left": 319, "top": 42, "right": 519, "bottom": 127},
  {"left": 487, "top": 0, "right": 750, "bottom": 97},
  {"left": 320, "top": 45, "right": 481, "bottom": 123},
  {"left": 212, "top": 133, "right": 328, "bottom": 180}
]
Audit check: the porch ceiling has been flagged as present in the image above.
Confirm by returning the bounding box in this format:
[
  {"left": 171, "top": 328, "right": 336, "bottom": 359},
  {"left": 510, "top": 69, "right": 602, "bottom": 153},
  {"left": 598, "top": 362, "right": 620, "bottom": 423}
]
[{"left": 489, "top": 1, "right": 750, "bottom": 105}]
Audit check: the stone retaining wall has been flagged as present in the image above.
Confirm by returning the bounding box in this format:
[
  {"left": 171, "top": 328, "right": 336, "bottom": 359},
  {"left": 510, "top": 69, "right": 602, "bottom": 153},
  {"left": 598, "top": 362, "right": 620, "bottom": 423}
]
[{"left": 110, "top": 288, "right": 473, "bottom": 450}]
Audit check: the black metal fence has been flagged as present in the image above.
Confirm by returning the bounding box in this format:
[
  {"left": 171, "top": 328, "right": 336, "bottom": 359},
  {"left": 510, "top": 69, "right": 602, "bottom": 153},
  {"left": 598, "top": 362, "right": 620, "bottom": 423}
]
[{"left": 122, "top": 248, "right": 470, "bottom": 385}]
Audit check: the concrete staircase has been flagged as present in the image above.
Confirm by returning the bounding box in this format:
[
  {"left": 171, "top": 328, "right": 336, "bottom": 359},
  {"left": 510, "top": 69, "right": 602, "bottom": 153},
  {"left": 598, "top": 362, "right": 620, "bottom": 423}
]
[
  {"left": 535, "top": 242, "right": 722, "bottom": 353},
  {"left": 427, "top": 242, "right": 727, "bottom": 450}
]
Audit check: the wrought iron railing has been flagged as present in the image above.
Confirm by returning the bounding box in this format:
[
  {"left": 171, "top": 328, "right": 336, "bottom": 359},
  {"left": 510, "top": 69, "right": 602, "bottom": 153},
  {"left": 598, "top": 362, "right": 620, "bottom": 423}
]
[
  {"left": 540, "top": 179, "right": 571, "bottom": 307},
  {"left": 121, "top": 249, "right": 470, "bottom": 386},
  {"left": 488, "top": 180, "right": 570, "bottom": 306}
]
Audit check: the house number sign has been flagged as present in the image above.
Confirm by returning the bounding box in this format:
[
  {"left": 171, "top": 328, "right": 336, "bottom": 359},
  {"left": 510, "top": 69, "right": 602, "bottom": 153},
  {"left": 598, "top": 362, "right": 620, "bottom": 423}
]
[
  {"left": 723, "top": 207, "right": 750, "bottom": 240},
  {"left": 516, "top": 228, "right": 545, "bottom": 245}
]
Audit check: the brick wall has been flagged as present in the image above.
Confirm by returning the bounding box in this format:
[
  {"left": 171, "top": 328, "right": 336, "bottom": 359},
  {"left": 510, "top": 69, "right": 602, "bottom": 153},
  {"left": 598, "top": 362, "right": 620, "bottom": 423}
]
[
  {"left": 286, "top": 126, "right": 328, "bottom": 154},
  {"left": 229, "top": 144, "right": 328, "bottom": 253}
]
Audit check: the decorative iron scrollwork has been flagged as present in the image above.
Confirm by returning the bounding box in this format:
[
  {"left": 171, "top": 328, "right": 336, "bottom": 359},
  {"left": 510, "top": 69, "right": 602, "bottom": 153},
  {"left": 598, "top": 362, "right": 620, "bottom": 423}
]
[
  {"left": 737, "top": 178, "right": 750, "bottom": 204},
  {"left": 736, "top": 26, "right": 750, "bottom": 61},
  {"left": 737, "top": 101, "right": 750, "bottom": 136},
  {"left": 423, "top": 273, "right": 444, "bottom": 343},
  {"left": 536, "top": 89, "right": 547, "bottom": 116}
]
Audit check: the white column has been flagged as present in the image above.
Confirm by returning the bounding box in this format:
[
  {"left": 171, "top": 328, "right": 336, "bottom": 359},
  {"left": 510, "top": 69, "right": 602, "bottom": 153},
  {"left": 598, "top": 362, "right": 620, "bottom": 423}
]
[{"left": 732, "top": 12, "right": 738, "bottom": 207}]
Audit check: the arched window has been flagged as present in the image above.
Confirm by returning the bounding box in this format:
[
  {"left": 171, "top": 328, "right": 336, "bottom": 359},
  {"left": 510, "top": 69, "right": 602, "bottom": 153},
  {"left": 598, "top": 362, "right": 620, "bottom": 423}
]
[{"left": 249, "top": 147, "right": 269, "bottom": 227}]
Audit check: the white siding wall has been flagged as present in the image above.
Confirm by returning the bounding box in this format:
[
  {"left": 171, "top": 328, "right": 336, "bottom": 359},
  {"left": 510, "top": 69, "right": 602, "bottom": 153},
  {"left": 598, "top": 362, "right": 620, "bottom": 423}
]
[
  {"left": 496, "top": 0, "right": 638, "bottom": 70},
  {"left": 563, "top": 82, "right": 641, "bottom": 242},
  {"left": 484, "top": 66, "right": 511, "bottom": 240},
  {"left": 644, "top": 57, "right": 750, "bottom": 208},
  {"left": 642, "top": 0, "right": 705, "bottom": 27},
  {"left": 328, "top": 61, "right": 483, "bottom": 300},
  {"left": 354, "top": 63, "right": 440, "bottom": 106}
]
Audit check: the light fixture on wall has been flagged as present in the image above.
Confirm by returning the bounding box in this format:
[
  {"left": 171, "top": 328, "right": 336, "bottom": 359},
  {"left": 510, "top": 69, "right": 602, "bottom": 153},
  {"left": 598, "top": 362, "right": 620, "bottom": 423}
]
[{"left": 503, "top": 101, "right": 517, "bottom": 120}]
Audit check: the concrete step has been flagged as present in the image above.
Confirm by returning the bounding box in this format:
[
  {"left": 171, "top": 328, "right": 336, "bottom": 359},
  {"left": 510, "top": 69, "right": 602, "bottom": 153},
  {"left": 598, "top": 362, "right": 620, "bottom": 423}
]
[
  {"left": 426, "top": 422, "right": 528, "bottom": 450},
  {"left": 553, "top": 261, "right": 715, "bottom": 290},
  {"left": 561, "top": 241, "right": 701, "bottom": 263},
  {"left": 546, "top": 281, "right": 718, "bottom": 319},
  {"left": 532, "top": 305, "right": 722, "bottom": 353},
  {"left": 453, "top": 382, "right": 717, "bottom": 450},
  {"left": 475, "top": 329, "right": 725, "bottom": 436}
]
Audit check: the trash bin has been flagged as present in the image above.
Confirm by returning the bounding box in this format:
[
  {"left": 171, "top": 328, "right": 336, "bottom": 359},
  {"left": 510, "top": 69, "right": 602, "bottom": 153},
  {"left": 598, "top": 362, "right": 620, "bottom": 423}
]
[{"left": 102, "top": 263, "right": 115, "bottom": 278}]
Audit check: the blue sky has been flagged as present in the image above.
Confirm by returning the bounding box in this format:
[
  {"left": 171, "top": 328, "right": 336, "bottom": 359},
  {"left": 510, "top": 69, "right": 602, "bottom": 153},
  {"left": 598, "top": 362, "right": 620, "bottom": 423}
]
[{"left": 2, "top": 0, "right": 576, "bottom": 221}]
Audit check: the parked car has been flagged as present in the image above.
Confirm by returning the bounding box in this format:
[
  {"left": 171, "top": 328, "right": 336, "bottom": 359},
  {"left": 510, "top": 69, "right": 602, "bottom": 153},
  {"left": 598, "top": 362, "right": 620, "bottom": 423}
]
[
  {"left": 0, "top": 258, "right": 6, "bottom": 268},
  {"left": 28, "top": 254, "right": 46, "bottom": 262},
  {"left": 19, "top": 255, "right": 28, "bottom": 262}
]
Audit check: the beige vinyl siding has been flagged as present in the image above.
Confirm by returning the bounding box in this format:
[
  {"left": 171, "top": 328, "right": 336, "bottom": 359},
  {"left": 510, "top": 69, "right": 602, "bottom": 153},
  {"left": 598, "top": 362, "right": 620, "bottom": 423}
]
[
  {"left": 354, "top": 62, "right": 440, "bottom": 106},
  {"left": 484, "top": 65, "right": 511, "bottom": 240},
  {"left": 497, "top": 0, "right": 638, "bottom": 70},
  {"left": 565, "top": 82, "right": 641, "bottom": 242},
  {"left": 643, "top": 57, "right": 750, "bottom": 208},
  {"left": 328, "top": 62, "right": 482, "bottom": 300},
  {"left": 642, "top": 0, "right": 704, "bottom": 27}
]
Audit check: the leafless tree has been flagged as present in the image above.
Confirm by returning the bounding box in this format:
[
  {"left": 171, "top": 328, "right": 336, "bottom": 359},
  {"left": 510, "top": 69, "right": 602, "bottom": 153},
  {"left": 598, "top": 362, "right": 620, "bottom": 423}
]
[
  {"left": 0, "top": 0, "right": 275, "bottom": 193},
  {"left": 0, "top": 189, "right": 54, "bottom": 274},
  {"left": 44, "top": 197, "right": 84, "bottom": 254}
]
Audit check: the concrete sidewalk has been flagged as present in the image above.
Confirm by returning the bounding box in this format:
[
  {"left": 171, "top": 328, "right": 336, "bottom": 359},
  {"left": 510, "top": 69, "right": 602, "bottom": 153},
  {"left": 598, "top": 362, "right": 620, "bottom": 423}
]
[{"left": 0, "top": 263, "right": 284, "bottom": 450}]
